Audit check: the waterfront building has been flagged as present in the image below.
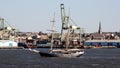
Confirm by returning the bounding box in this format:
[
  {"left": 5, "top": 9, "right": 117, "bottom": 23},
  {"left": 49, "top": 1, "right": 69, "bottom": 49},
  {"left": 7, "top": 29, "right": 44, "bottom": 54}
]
[{"left": 84, "top": 22, "right": 120, "bottom": 48}]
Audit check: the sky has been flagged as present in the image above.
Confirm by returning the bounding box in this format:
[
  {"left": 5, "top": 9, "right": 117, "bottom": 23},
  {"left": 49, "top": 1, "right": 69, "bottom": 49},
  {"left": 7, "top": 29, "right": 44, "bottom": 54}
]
[{"left": 0, "top": 0, "right": 120, "bottom": 33}]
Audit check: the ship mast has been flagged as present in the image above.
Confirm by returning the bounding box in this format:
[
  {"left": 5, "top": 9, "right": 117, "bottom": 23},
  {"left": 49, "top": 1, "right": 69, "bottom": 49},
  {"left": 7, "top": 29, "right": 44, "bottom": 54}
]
[
  {"left": 50, "top": 13, "right": 55, "bottom": 51},
  {"left": 66, "top": 16, "right": 70, "bottom": 49}
]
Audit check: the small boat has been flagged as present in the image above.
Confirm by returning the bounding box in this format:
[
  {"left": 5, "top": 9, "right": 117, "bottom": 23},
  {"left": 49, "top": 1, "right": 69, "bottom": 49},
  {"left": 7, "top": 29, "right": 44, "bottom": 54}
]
[{"left": 26, "top": 38, "right": 37, "bottom": 48}]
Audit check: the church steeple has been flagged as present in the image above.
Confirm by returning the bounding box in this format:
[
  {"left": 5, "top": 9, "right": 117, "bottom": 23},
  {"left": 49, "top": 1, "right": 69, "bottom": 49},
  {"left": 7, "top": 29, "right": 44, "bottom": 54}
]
[{"left": 98, "top": 21, "right": 102, "bottom": 34}]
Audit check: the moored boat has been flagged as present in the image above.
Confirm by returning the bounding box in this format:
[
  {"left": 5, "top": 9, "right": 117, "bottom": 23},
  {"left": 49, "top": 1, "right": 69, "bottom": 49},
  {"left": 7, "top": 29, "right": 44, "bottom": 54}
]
[{"left": 26, "top": 37, "right": 37, "bottom": 48}]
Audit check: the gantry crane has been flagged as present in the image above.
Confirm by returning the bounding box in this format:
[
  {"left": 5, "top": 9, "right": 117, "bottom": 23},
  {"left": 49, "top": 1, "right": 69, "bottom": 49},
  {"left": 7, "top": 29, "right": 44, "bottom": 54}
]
[{"left": 60, "top": 4, "right": 84, "bottom": 43}]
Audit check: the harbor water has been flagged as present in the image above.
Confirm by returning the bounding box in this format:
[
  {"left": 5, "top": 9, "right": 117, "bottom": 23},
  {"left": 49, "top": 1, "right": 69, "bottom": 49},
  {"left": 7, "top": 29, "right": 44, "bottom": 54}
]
[{"left": 0, "top": 48, "right": 120, "bottom": 68}]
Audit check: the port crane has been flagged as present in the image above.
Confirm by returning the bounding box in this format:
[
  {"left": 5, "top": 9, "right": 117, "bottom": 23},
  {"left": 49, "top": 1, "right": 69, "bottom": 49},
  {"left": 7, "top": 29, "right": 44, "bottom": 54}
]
[
  {"left": 60, "top": 4, "right": 83, "bottom": 43},
  {"left": 0, "top": 18, "right": 16, "bottom": 40}
]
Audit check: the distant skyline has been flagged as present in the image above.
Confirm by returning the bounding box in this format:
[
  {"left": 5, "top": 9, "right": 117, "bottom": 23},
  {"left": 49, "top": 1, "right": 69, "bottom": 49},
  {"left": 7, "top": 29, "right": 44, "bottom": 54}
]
[{"left": 0, "top": 0, "right": 120, "bottom": 33}]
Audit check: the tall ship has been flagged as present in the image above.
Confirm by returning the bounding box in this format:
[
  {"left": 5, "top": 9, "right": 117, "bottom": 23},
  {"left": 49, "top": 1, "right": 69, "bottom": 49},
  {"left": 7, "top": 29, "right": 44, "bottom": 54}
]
[{"left": 37, "top": 4, "right": 84, "bottom": 57}]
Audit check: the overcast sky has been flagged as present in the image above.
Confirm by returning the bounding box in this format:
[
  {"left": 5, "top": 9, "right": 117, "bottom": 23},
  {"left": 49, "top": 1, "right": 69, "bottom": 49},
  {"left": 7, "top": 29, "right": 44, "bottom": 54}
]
[{"left": 0, "top": 0, "right": 120, "bottom": 33}]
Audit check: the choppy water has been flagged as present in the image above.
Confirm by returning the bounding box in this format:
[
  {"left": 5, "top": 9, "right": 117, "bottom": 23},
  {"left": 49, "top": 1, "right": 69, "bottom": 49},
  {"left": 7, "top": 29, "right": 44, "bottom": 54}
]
[{"left": 0, "top": 48, "right": 120, "bottom": 68}]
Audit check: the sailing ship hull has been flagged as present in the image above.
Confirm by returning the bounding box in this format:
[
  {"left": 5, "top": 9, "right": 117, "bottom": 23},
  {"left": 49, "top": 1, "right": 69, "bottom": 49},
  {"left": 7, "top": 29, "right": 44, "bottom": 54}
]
[
  {"left": 39, "top": 52, "right": 58, "bottom": 57},
  {"left": 39, "top": 49, "right": 84, "bottom": 57},
  {"left": 28, "top": 48, "right": 84, "bottom": 57}
]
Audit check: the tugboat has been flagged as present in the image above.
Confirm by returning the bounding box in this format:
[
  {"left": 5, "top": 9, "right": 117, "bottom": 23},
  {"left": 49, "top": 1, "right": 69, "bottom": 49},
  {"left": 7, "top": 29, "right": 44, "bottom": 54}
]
[{"left": 26, "top": 37, "right": 37, "bottom": 48}]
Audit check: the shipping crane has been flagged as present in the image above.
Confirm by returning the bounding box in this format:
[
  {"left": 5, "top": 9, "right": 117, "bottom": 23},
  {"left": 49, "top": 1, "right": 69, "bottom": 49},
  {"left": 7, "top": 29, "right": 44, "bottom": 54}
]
[
  {"left": 0, "top": 17, "right": 16, "bottom": 40},
  {"left": 60, "top": 4, "right": 82, "bottom": 42}
]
